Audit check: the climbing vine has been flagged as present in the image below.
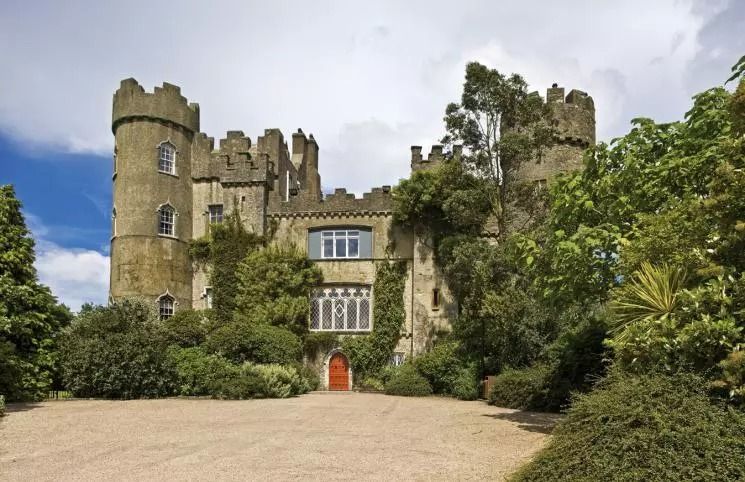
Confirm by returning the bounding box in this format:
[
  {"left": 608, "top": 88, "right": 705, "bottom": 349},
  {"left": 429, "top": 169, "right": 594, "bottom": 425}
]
[{"left": 343, "top": 260, "right": 407, "bottom": 381}]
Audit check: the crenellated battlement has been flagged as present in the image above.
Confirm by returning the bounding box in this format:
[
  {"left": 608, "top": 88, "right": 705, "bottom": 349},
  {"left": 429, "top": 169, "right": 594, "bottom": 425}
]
[
  {"left": 112, "top": 78, "right": 200, "bottom": 134},
  {"left": 411, "top": 145, "right": 447, "bottom": 172},
  {"left": 268, "top": 185, "right": 393, "bottom": 217},
  {"left": 546, "top": 84, "right": 595, "bottom": 147}
]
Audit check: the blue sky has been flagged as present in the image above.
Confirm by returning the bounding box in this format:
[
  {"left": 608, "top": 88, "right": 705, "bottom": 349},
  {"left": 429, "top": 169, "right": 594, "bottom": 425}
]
[{"left": 0, "top": 0, "right": 743, "bottom": 310}]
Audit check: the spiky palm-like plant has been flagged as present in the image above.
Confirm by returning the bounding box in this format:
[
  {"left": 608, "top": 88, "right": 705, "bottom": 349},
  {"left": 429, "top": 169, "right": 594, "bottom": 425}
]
[{"left": 610, "top": 262, "right": 687, "bottom": 333}]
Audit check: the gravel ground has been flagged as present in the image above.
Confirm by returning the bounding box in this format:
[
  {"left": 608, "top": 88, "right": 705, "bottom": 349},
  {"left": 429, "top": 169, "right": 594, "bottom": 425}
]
[{"left": 0, "top": 392, "right": 558, "bottom": 481}]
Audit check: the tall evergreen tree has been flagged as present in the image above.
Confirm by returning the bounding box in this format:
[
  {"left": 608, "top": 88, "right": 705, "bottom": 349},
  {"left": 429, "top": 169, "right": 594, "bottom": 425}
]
[{"left": 0, "top": 185, "right": 71, "bottom": 401}]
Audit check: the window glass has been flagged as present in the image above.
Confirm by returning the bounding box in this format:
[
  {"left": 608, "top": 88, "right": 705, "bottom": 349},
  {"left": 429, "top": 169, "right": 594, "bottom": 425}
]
[
  {"left": 310, "top": 286, "right": 371, "bottom": 331},
  {"left": 158, "top": 143, "right": 176, "bottom": 174},
  {"left": 348, "top": 237, "right": 359, "bottom": 257},
  {"left": 318, "top": 229, "right": 362, "bottom": 259},
  {"left": 159, "top": 295, "right": 174, "bottom": 320},
  {"left": 159, "top": 206, "right": 175, "bottom": 236},
  {"left": 208, "top": 205, "right": 223, "bottom": 224}
]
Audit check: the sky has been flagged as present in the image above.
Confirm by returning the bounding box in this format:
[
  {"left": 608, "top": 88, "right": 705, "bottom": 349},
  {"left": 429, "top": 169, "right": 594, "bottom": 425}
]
[{"left": 0, "top": 0, "right": 743, "bottom": 311}]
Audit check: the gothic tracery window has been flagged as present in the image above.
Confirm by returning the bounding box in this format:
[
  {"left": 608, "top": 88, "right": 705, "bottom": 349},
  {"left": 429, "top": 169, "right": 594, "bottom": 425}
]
[
  {"left": 158, "top": 294, "right": 175, "bottom": 320},
  {"left": 310, "top": 286, "right": 371, "bottom": 331}
]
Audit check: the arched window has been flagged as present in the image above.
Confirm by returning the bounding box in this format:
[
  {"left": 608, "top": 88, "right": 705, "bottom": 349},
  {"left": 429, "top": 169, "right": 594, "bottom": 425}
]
[
  {"left": 158, "top": 141, "right": 176, "bottom": 174},
  {"left": 158, "top": 293, "right": 175, "bottom": 320},
  {"left": 158, "top": 204, "right": 175, "bottom": 236}
]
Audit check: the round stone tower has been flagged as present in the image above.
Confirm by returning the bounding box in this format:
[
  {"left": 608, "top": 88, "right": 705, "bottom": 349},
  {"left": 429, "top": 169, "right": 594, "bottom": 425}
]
[
  {"left": 110, "top": 79, "right": 199, "bottom": 310},
  {"left": 515, "top": 84, "right": 596, "bottom": 183}
]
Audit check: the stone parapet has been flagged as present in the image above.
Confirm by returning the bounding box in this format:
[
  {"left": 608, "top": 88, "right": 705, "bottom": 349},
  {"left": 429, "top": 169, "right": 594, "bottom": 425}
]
[
  {"left": 268, "top": 186, "right": 393, "bottom": 217},
  {"left": 112, "top": 78, "right": 200, "bottom": 134}
]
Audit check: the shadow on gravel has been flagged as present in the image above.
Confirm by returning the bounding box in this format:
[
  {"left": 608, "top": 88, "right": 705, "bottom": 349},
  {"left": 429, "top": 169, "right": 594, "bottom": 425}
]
[
  {"left": 5, "top": 402, "right": 43, "bottom": 414},
  {"left": 482, "top": 411, "right": 561, "bottom": 434}
]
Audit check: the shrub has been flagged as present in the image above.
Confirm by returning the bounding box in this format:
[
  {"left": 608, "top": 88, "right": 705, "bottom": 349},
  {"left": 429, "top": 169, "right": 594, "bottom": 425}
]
[
  {"left": 414, "top": 341, "right": 462, "bottom": 394},
  {"left": 0, "top": 394, "right": 5, "bottom": 416},
  {"left": 384, "top": 364, "right": 433, "bottom": 397},
  {"left": 209, "top": 371, "right": 262, "bottom": 400},
  {"left": 512, "top": 372, "right": 745, "bottom": 481},
  {"left": 489, "top": 309, "right": 608, "bottom": 411},
  {"left": 711, "top": 348, "right": 745, "bottom": 405},
  {"left": 59, "top": 299, "right": 175, "bottom": 399},
  {"left": 303, "top": 332, "right": 339, "bottom": 359},
  {"left": 296, "top": 364, "right": 320, "bottom": 393},
  {"left": 160, "top": 310, "right": 209, "bottom": 348},
  {"left": 451, "top": 365, "right": 479, "bottom": 400},
  {"left": 489, "top": 363, "right": 551, "bottom": 410},
  {"left": 358, "top": 377, "right": 385, "bottom": 391},
  {"left": 245, "top": 363, "right": 302, "bottom": 398},
  {"left": 205, "top": 321, "right": 302, "bottom": 365},
  {"left": 166, "top": 346, "right": 239, "bottom": 396}
]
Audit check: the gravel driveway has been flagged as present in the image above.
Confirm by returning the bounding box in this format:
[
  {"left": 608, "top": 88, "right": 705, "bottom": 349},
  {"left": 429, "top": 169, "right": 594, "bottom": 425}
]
[{"left": 1, "top": 392, "right": 557, "bottom": 481}]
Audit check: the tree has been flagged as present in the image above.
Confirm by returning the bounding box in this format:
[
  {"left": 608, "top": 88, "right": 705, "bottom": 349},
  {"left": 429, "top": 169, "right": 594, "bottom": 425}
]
[
  {"left": 442, "top": 61, "right": 554, "bottom": 232},
  {"left": 233, "top": 245, "right": 323, "bottom": 334},
  {"left": 0, "top": 185, "right": 71, "bottom": 401}
]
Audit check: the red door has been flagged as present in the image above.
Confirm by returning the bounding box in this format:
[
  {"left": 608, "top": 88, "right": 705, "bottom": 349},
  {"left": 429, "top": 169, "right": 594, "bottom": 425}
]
[{"left": 328, "top": 353, "right": 349, "bottom": 391}]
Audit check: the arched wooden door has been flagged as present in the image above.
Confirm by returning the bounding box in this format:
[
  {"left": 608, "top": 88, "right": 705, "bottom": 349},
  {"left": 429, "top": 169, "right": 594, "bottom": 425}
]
[{"left": 328, "top": 352, "right": 349, "bottom": 391}]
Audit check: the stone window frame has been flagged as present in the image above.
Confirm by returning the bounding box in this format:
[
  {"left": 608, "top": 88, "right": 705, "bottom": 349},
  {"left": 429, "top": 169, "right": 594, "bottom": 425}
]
[
  {"left": 156, "top": 140, "right": 178, "bottom": 176},
  {"left": 157, "top": 291, "right": 176, "bottom": 320},
  {"left": 310, "top": 285, "right": 372, "bottom": 332},
  {"left": 431, "top": 288, "right": 441, "bottom": 311},
  {"left": 156, "top": 202, "right": 178, "bottom": 238},
  {"left": 208, "top": 204, "right": 224, "bottom": 224},
  {"left": 202, "top": 286, "right": 213, "bottom": 309},
  {"left": 320, "top": 229, "right": 361, "bottom": 259}
]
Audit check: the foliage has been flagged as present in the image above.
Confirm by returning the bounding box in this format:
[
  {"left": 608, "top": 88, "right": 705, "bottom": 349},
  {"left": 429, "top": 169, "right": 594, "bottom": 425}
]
[
  {"left": 384, "top": 364, "right": 433, "bottom": 397},
  {"left": 450, "top": 365, "right": 479, "bottom": 400},
  {"left": 245, "top": 363, "right": 309, "bottom": 398},
  {"left": 160, "top": 309, "right": 209, "bottom": 348},
  {"left": 0, "top": 185, "right": 72, "bottom": 401},
  {"left": 441, "top": 62, "right": 554, "bottom": 230},
  {"left": 199, "top": 210, "right": 264, "bottom": 323},
  {"left": 489, "top": 309, "right": 608, "bottom": 411},
  {"left": 205, "top": 321, "right": 302, "bottom": 365},
  {"left": 234, "top": 245, "right": 323, "bottom": 334},
  {"left": 511, "top": 373, "right": 745, "bottom": 481},
  {"left": 303, "top": 332, "right": 339, "bottom": 359},
  {"left": 344, "top": 261, "right": 407, "bottom": 381},
  {"left": 489, "top": 363, "right": 552, "bottom": 410},
  {"left": 392, "top": 160, "right": 491, "bottom": 238},
  {"left": 413, "top": 340, "right": 462, "bottom": 394},
  {"left": 608, "top": 274, "right": 744, "bottom": 374},
  {"left": 0, "top": 394, "right": 5, "bottom": 416},
  {"left": 59, "top": 299, "right": 175, "bottom": 399},
  {"left": 166, "top": 346, "right": 240, "bottom": 397},
  {"left": 711, "top": 348, "right": 745, "bottom": 404},
  {"left": 610, "top": 262, "right": 687, "bottom": 334},
  {"left": 358, "top": 377, "right": 385, "bottom": 391}
]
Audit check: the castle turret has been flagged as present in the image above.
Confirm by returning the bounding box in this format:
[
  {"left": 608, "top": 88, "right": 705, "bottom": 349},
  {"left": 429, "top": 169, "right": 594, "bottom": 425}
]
[
  {"left": 110, "top": 79, "right": 197, "bottom": 312},
  {"left": 513, "top": 84, "right": 596, "bottom": 183}
]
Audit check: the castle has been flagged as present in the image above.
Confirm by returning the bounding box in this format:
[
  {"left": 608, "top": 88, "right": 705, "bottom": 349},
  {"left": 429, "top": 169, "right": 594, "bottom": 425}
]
[{"left": 109, "top": 79, "right": 595, "bottom": 389}]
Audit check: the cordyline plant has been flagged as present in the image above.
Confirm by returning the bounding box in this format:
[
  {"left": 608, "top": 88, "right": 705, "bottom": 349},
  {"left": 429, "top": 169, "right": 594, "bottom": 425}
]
[{"left": 610, "top": 262, "right": 687, "bottom": 335}]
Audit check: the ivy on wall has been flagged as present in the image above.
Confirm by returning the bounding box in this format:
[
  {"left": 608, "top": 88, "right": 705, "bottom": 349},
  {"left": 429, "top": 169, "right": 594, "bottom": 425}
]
[{"left": 343, "top": 260, "right": 407, "bottom": 381}]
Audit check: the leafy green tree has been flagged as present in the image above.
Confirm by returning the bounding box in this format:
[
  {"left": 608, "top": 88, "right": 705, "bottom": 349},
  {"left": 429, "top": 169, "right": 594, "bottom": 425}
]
[
  {"left": 441, "top": 61, "right": 554, "bottom": 230},
  {"left": 233, "top": 245, "right": 323, "bottom": 334},
  {"left": 59, "top": 299, "right": 175, "bottom": 399},
  {"left": 0, "top": 185, "right": 71, "bottom": 401}
]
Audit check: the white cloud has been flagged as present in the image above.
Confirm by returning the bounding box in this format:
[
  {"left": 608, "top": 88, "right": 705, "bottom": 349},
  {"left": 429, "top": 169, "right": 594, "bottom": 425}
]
[
  {"left": 25, "top": 212, "right": 109, "bottom": 312},
  {"left": 0, "top": 0, "right": 740, "bottom": 195}
]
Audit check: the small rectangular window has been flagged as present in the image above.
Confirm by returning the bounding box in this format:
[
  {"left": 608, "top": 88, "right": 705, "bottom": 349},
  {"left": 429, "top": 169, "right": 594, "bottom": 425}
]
[
  {"left": 432, "top": 288, "right": 441, "bottom": 310},
  {"left": 204, "top": 287, "right": 213, "bottom": 309},
  {"left": 391, "top": 353, "right": 405, "bottom": 366},
  {"left": 208, "top": 205, "right": 223, "bottom": 224},
  {"left": 320, "top": 230, "right": 361, "bottom": 259}
]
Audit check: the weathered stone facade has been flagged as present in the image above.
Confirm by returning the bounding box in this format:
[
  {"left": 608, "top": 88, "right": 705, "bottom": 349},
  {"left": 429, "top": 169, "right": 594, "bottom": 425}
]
[{"left": 110, "top": 79, "right": 595, "bottom": 389}]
